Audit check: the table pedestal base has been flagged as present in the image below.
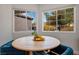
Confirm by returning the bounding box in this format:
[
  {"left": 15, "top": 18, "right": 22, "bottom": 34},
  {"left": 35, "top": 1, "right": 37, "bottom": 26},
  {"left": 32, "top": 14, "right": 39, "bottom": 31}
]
[{"left": 26, "top": 51, "right": 32, "bottom": 55}]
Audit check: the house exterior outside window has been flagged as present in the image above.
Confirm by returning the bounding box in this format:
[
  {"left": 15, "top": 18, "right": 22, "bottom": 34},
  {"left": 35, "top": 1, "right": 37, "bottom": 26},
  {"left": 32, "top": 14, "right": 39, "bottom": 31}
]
[{"left": 13, "top": 10, "right": 37, "bottom": 32}]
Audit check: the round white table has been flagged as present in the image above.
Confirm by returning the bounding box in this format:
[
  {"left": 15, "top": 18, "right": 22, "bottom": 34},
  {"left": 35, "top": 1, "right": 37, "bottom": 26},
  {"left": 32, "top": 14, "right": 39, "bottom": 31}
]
[{"left": 12, "top": 36, "right": 60, "bottom": 55}]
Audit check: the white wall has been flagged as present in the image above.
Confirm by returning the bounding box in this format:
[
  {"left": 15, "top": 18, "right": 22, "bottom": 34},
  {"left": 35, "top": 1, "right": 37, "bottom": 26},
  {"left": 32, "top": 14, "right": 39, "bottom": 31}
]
[
  {"left": 0, "top": 5, "right": 13, "bottom": 47},
  {"left": 37, "top": 4, "right": 79, "bottom": 51}
]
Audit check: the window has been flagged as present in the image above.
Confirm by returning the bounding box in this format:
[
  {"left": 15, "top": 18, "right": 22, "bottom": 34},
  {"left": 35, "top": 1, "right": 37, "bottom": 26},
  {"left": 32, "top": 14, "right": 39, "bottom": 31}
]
[
  {"left": 13, "top": 10, "right": 36, "bottom": 32},
  {"left": 42, "top": 7, "right": 75, "bottom": 32}
]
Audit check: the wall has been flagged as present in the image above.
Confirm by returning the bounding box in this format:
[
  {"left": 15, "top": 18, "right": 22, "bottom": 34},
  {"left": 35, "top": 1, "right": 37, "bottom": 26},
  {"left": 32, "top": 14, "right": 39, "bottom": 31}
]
[
  {"left": 37, "top": 4, "right": 79, "bottom": 51},
  {"left": 0, "top": 5, "right": 13, "bottom": 47}
]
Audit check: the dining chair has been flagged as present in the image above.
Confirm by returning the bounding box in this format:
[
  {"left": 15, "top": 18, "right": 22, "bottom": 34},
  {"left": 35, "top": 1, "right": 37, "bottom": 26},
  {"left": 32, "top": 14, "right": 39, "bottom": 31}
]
[
  {"left": 33, "top": 44, "right": 73, "bottom": 55},
  {"left": 0, "top": 40, "right": 26, "bottom": 55},
  {"left": 47, "top": 44, "right": 73, "bottom": 55}
]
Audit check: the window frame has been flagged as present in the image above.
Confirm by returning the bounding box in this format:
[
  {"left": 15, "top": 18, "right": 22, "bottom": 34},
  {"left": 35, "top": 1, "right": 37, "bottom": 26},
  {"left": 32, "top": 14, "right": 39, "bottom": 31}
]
[
  {"left": 42, "top": 6, "right": 76, "bottom": 33},
  {"left": 12, "top": 9, "right": 38, "bottom": 33}
]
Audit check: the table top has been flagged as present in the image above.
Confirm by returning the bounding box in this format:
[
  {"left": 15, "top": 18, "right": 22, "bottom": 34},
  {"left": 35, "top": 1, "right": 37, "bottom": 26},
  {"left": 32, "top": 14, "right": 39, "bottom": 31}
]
[{"left": 12, "top": 36, "right": 60, "bottom": 51}]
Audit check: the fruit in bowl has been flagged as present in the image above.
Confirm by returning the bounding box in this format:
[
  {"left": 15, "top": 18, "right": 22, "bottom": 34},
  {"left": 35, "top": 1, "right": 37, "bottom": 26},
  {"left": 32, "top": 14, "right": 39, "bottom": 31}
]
[
  {"left": 32, "top": 31, "right": 44, "bottom": 41},
  {"left": 34, "top": 35, "right": 44, "bottom": 41}
]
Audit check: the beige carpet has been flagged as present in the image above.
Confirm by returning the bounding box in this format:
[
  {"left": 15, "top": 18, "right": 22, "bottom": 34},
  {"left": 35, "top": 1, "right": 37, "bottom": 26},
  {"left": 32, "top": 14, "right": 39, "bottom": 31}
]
[{"left": 73, "top": 51, "right": 79, "bottom": 55}]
